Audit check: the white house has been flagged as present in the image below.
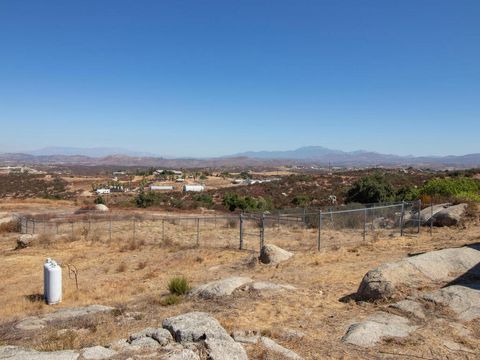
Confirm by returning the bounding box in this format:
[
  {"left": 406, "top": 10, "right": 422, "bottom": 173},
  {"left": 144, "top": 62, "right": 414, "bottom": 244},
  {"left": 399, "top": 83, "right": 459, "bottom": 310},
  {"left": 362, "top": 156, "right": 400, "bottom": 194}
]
[
  {"left": 150, "top": 185, "right": 174, "bottom": 191},
  {"left": 96, "top": 188, "right": 111, "bottom": 195},
  {"left": 183, "top": 184, "right": 205, "bottom": 192}
]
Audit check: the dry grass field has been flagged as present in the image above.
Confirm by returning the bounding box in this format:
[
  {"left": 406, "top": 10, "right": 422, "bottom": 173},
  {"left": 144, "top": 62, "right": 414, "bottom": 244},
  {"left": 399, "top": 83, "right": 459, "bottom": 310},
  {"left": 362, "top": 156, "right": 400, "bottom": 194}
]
[{"left": 1, "top": 200, "right": 479, "bottom": 358}]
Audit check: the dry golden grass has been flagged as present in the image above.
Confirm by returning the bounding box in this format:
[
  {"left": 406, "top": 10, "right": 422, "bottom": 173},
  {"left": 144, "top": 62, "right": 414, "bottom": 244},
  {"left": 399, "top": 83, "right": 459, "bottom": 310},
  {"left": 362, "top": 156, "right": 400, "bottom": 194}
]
[{"left": 0, "top": 208, "right": 479, "bottom": 358}]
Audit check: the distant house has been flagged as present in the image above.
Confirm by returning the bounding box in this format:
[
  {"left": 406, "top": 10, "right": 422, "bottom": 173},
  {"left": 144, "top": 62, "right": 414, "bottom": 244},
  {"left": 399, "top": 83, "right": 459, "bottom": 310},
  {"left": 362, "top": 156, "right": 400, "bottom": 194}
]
[
  {"left": 175, "top": 178, "right": 185, "bottom": 183},
  {"left": 183, "top": 184, "right": 205, "bottom": 192},
  {"left": 96, "top": 188, "right": 111, "bottom": 195},
  {"left": 150, "top": 185, "right": 174, "bottom": 191}
]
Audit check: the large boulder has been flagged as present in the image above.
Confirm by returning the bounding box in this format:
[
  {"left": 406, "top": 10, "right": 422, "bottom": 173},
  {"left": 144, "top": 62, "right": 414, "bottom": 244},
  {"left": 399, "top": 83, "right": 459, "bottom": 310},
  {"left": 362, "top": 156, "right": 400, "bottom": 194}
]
[
  {"left": 16, "top": 234, "right": 39, "bottom": 249},
  {"left": 418, "top": 203, "right": 450, "bottom": 224},
  {"left": 423, "top": 285, "right": 480, "bottom": 321},
  {"left": 162, "top": 349, "right": 200, "bottom": 360},
  {"left": 433, "top": 203, "right": 467, "bottom": 226},
  {"left": 0, "top": 346, "right": 79, "bottom": 360},
  {"left": 356, "top": 245, "right": 480, "bottom": 300},
  {"left": 162, "top": 312, "right": 247, "bottom": 360},
  {"left": 15, "top": 305, "right": 115, "bottom": 331},
  {"left": 80, "top": 346, "right": 117, "bottom": 360},
  {"left": 342, "top": 312, "right": 417, "bottom": 348},
  {"left": 190, "top": 277, "right": 252, "bottom": 299},
  {"left": 163, "top": 312, "right": 231, "bottom": 343},
  {"left": 259, "top": 337, "right": 303, "bottom": 359},
  {"left": 259, "top": 244, "right": 294, "bottom": 264},
  {"left": 95, "top": 204, "right": 109, "bottom": 212}
]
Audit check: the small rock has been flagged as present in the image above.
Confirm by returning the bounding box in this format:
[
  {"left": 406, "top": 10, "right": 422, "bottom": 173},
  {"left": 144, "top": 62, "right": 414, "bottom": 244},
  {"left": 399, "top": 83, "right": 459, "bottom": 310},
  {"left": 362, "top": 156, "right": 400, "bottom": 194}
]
[
  {"left": 232, "top": 330, "right": 260, "bottom": 344},
  {"left": 190, "top": 277, "right": 252, "bottom": 299},
  {"left": 162, "top": 349, "right": 200, "bottom": 360},
  {"left": 80, "top": 346, "right": 117, "bottom": 360},
  {"left": 151, "top": 328, "right": 174, "bottom": 346},
  {"left": 129, "top": 328, "right": 157, "bottom": 341},
  {"left": 16, "top": 234, "right": 39, "bottom": 249},
  {"left": 162, "top": 312, "right": 231, "bottom": 343},
  {"left": 280, "top": 329, "right": 306, "bottom": 341},
  {"left": 443, "top": 340, "right": 476, "bottom": 353},
  {"left": 16, "top": 305, "right": 115, "bottom": 331},
  {"left": 423, "top": 285, "right": 480, "bottom": 321},
  {"left": 95, "top": 204, "right": 109, "bottom": 212},
  {"left": 205, "top": 338, "right": 248, "bottom": 360},
  {"left": 129, "top": 337, "right": 161, "bottom": 350},
  {"left": 259, "top": 337, "right": 303, "bottom": 359},
  {"left": 0, "top": 345, "right": 79, "bottom": 360},
  {"left": 390, "top": 300, "right": 426, "bottom": 319},
  {"left": 246, "top": 281, "right": 296, "bottom": 293},
  {"left": 342, "top": 312, "right": 418, "bottom": 348},
  {"left": 259, "top": 244, "right": 294, "bottom": 264}
]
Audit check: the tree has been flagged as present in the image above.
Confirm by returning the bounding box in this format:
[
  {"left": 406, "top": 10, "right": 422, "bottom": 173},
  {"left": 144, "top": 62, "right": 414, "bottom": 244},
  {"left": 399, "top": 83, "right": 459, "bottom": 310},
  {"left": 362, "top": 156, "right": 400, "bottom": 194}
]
[{"left": 345, "top": 174, "right": 394, "bottom": 204}]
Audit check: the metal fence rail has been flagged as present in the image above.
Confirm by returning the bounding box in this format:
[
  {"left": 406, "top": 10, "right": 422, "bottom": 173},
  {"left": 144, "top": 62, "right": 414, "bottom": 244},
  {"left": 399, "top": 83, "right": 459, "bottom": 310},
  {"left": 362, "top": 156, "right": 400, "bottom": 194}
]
[{"left": 19, "top": 200, "right": 424, "bottom": 254}]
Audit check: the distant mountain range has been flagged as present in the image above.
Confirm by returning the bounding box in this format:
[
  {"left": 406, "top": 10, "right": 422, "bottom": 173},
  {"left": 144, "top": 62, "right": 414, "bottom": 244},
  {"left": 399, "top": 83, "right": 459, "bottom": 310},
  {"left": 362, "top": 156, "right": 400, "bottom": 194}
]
[
  {"left": 25, "top": 146, "right": 158, "bottom": 158},
  {"left": 0, "top": 146, "right": 478, "bottom": 168}
]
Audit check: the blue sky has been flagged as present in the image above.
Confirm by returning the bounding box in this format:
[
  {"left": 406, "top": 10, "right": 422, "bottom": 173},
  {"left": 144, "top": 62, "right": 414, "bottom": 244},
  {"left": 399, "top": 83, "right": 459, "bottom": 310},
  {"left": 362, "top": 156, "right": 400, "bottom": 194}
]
[{"left": 0, "top": 1, "right": 479, "bottom": 157}]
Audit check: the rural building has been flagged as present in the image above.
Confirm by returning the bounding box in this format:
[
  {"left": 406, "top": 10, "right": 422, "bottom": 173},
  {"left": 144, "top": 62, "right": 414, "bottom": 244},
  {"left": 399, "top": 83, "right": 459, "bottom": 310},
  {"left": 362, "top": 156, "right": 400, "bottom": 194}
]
[
  {"left": 96, "top": 188, "right": 111, "bottom": 195},
  {"left": 150, "top": 185, "right": 174, "bottom": 191},
  {"left": 183, "top": 184, "right": 205, "bottom": 192}
]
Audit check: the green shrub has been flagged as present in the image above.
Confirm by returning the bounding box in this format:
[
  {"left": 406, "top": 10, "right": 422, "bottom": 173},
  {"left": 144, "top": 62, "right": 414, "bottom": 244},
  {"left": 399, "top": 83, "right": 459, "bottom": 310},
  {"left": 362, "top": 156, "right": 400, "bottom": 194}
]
[
  {"left": 94, "top": 195, "right": 105, "bottom": 205},
  {"left": 135, "top": 191, "right": 164, "bottom": 208},
  {"left": 168, "top": 276, "right": 190, "bottom": 295},
  {"left": 420, "top": 177, "right": 480, "bottom": 199},
  {"left": 291, "top": 195, "right": 310, "bottom": 207},
  {"left": 222, "top": 193, "right": 272, "bottom": 212},
  {"left": 345, "top": 174, "right": 394, "bottom": 204},
  {"left": 193, "top": 193, "right": 213, "bottom": 206}
]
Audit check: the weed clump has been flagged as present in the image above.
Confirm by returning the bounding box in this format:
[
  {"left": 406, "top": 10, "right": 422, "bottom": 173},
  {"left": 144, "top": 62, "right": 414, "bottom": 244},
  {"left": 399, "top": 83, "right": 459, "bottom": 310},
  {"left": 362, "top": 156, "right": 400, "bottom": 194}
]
[{"left": 168, "top": 276, "right": 190, "bottom": 295}]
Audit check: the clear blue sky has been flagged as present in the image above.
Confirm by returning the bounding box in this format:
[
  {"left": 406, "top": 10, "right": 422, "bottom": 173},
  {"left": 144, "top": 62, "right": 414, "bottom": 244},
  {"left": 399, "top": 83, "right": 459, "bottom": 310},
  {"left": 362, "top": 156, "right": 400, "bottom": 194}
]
[{"left": 0, "top": 1, "right": 479, "bottom": 157}]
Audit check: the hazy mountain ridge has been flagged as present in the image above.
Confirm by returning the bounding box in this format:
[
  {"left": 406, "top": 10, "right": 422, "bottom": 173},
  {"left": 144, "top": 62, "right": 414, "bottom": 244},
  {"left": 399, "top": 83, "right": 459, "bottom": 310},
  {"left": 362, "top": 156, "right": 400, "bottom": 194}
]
[{"left": 0, "top": 146, "right": 479, "bottom": 168}]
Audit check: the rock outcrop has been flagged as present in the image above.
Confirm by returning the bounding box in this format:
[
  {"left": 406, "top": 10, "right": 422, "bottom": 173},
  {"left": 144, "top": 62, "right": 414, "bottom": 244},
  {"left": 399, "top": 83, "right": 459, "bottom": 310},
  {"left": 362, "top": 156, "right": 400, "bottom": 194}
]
[
  {"left": 356, "top": 245, "right": 480, "bottom": 300},
  {"left": 342, "top": 312, "right": 418, "bottom": 348},
  {"left": 190, "top": 277, "right": 252, "bottom": 299},
  {"left": 259, "top": 244, "right": 294, "bottom": 264}
]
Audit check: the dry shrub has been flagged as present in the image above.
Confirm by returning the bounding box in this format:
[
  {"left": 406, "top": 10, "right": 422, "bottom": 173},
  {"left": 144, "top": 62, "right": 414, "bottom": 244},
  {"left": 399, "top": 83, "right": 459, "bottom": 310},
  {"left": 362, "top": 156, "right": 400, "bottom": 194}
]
[
  {"left": 0, "top": 220, "right": 21, "bottom": 233},
  {"left": 38, "top": 233, "right": 53, "bottom": 247},
  {"left": 159, "top": 294, "right": 181, "bottom": 306},
  {"left": 137, "top": 260, "right": 148, "bottom": 270},
  {"left": 116, "top": 262, "right": 127, "bottom": 273}
]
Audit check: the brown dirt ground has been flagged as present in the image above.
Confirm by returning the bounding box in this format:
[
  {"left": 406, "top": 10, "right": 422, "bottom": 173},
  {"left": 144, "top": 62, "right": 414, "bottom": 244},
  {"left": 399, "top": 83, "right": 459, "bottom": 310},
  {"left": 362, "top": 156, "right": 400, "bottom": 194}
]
[{"left": 0, "top": 204, "right": 479, "bottom": 359}]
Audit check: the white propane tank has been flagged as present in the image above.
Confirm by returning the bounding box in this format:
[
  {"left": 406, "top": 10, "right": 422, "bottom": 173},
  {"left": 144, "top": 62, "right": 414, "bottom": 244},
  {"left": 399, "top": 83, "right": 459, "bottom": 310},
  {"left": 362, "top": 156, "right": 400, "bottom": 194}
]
[{"left": 44, "top": 258, "right": 62, "bottom": 305}]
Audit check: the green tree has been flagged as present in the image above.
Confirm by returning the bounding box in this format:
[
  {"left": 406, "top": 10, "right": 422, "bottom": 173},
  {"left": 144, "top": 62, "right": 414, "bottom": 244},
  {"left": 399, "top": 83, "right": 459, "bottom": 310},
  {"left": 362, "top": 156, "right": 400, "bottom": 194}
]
[{"left": 345, "top": 174, "right": 394, "bottom": 204}]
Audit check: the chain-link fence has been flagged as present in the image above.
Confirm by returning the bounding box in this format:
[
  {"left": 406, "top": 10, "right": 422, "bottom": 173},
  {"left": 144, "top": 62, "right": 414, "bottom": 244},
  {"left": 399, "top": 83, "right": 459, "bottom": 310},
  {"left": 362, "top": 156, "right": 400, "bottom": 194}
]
[{"left": 19, "top": 201, "right": 423, "bottom": 253}]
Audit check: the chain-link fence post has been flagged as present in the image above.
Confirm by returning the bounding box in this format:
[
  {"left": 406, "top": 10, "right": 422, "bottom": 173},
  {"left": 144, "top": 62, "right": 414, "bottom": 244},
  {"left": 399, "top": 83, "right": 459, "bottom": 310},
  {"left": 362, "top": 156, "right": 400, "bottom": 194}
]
[
  {"left": 109, "top": 214, "right": 112, "bottom": 242},
  {"left": 363, "top": 207, "right": 367, "bottom": 241},
  {"left": 196, "top": 217, "right": 200, "bottom": 246},
  {"left": 317, "top": 210, "right": 322, "bottom": 251},
  {"left": 239, "top": 214, "right": 244, "bottom": 250},
  {"left": 430, "top": 200, "right": 433, "bottom": 236},
  {"left": 417, "top": 199, "right": 422, "bottom": 234},
  {"left": 132, "top": 217, "right": 136, "bottom": 242},
  {"left": 162, "top": 218, "right": 165, "bottom": 243},
  {"left": 259, "top": 213, "right": 265, "bottom": 252},
  {"left": 400, "top": 201, "right": 405, "bottom": 236}
]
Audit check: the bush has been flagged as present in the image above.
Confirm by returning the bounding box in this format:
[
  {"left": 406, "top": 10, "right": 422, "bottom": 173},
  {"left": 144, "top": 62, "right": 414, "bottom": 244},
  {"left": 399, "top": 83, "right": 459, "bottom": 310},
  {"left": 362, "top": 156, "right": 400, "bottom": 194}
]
[
  {"left": 94, "top": 196, "right": 105, "bottom": 205},
  {"left": 345, "top": 174, "right": 394, "bottom": 204},
  {"left": 193, "top": 193, "right": 213, "bottom": 206},
  {"left": 159, "top": 294, "right": 181, "bottom": 306},
  {"left": 291, "top": 195, "right": 310, "bottom": 207},
  {"left": 168, "top": 276, "right": 190, "bottom": 295},
  {"left": 135, "top": 191, "right": 164, "bottom": 208},
  {"left": 222, "top": 193, "right": 272, "bottom": 212},
  {"left": 419, "top": 177, "right": 480, "bottom": 199}
]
